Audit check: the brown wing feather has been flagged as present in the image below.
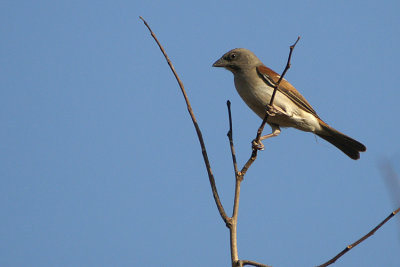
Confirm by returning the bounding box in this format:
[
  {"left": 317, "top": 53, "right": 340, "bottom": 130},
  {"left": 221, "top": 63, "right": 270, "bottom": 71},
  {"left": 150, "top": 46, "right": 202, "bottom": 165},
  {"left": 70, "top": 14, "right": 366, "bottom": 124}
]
[{"left": 256, "top": 65, "right": 319, "bottom": 118}]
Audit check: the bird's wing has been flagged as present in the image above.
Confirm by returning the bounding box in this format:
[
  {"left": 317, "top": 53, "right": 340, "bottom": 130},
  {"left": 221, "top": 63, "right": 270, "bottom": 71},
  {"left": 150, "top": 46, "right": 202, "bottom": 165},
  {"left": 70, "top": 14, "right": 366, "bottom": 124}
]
[{"left": 256, "top": 65, "right": 319, "bottom": 118}]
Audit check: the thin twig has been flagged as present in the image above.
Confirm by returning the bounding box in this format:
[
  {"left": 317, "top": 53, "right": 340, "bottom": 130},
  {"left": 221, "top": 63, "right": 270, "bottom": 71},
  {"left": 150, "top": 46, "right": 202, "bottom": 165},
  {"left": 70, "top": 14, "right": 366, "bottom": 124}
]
[
  {"left": 227, "top": 101, "right": 241, "bottom": 219},
  {"left": 316, "top": 207, "right": 400, "bottom": 267},
  {"left": 270, "top": 37, "right": 301, "bottom": 105},
  {"left": 139, "top": 16, "right": 230, "bottom": 225},
  {"left": 141, "top": 20, "right": 398, "bottom": 266},
  {"left": 226, "top": 100, "right": 242, "bottom": 265},
  {"left": 240, "top": 36, "right": 301, "bottom": 177},
  {"left": 240, "top": 259, "right": 273, "bottom": 267},
  {"left": 227, "top": 101, "right": 239, "bottom": 178}
]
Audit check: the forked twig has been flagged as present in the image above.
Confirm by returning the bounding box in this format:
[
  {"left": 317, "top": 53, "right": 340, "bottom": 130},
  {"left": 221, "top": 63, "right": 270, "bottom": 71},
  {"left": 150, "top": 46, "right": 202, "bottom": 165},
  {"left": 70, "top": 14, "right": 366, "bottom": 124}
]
[
  {"left": 140, "top": 17, "right": 399, "bottom": 267},
  {"left": 240, "top": 36, "right": 301, "bottom": 177},
  {"left": 316, "top": 207, "right": 400, "bottom": 267},
  {"left": 141, "top": 17, "right": 301, "bottom": 266},
  {"left": 139, "top": 16, "right": 230, "bottom": 225}
]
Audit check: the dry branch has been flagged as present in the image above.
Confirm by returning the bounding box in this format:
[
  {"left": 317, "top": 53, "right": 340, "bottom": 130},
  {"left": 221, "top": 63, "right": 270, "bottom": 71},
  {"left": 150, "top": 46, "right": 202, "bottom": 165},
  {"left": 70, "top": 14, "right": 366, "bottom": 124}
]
[
  {"left": 241, "top": 259, "right": 272, "bottom": 267},
  {"left": 139, "top": 16, "right": 230, "bottom": 225},
  {"left": 316, "top": 207, "right": 400, "bottom": 267},
  {"left": 140, "top": 16, "right": 398, "bottom": 267},
  {"left": 141, "top": 16, "right": 300, "bottom": 267}
]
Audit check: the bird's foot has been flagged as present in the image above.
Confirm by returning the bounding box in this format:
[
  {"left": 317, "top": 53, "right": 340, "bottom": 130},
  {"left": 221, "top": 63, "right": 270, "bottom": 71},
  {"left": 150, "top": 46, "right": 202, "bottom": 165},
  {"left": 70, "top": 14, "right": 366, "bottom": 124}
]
[
  {"left": 266, "top": 104, "right": 280, "bottom": 117},
  {"left": 252, "top": 139, "right": 265, "bottom": 150}
]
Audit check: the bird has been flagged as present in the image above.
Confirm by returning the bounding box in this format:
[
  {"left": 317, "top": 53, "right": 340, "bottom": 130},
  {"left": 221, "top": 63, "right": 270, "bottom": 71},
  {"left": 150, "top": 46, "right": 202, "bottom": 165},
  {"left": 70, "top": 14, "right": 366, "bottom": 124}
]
[{"left": 212, "top": 48, "right": 366, "bottom": 160}]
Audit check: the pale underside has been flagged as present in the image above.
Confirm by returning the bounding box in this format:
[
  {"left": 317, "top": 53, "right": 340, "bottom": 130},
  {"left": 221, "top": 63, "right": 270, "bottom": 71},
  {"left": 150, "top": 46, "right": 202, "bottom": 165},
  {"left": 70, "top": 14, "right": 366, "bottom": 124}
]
[{"left": 234, "top": 73, "right": 322, "bottom": 133}]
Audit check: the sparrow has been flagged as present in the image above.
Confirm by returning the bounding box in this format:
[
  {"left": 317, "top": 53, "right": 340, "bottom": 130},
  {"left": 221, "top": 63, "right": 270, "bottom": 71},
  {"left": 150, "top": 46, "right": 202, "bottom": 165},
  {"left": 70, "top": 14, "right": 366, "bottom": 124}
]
[{"left": 212, "top": 48, "right": 366, "bottom": 160}]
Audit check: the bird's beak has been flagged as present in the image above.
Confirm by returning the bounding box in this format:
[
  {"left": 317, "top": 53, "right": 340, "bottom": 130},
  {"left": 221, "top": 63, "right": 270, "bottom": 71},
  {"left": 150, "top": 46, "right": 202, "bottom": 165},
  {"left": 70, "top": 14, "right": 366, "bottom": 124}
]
[{"left": 212, "top": 58, "right": 226, "bottom": 67}]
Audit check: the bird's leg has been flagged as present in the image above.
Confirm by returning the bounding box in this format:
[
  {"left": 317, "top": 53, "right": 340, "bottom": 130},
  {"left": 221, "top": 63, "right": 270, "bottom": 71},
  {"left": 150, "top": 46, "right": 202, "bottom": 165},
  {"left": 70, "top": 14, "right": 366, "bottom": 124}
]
[{"left": 252, "top": 124, "right": 281, "bottom": 150}]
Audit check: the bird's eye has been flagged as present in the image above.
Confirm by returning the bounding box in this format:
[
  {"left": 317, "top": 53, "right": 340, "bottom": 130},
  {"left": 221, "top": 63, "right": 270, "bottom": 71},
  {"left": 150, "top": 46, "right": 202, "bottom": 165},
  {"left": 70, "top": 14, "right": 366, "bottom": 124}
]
[{"left": 229, "top": 53, "right": 236, "bottom": 60}]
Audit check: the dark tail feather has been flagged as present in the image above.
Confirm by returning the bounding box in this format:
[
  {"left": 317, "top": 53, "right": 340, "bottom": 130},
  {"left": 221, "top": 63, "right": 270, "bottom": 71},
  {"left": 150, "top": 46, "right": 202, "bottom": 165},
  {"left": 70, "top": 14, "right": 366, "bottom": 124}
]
[{"left": 316, "top": 121, "right": 366, "bottom": 160}]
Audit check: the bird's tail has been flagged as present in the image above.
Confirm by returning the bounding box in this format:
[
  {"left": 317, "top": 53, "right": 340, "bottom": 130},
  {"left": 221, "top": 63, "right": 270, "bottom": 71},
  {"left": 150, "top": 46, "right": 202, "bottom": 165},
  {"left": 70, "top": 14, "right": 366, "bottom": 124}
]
[{"left": 316, "top": 120, "right": 366, "bottom": 160}]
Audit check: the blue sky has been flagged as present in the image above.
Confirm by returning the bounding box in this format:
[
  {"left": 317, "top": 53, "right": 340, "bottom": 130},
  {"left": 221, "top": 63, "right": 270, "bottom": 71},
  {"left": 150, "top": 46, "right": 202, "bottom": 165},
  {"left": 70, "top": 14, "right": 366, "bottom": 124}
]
[{"left": 1, "top": 1, "right": 400, "bottom": 266}]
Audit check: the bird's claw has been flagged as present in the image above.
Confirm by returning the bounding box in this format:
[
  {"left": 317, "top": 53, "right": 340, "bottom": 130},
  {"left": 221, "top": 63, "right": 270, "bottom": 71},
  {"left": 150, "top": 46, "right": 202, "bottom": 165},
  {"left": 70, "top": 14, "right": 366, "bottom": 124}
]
[
  {"left": 266, "top": 104, "right": 279, "bottom": 117},
  {"left": 252, "top": 139, "right": 265, "bottom": 151}
]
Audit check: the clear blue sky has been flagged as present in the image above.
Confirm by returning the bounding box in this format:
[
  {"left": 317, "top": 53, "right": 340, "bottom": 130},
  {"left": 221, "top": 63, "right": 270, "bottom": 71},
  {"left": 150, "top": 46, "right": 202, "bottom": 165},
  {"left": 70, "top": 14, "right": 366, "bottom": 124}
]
[{"left": 1, "top": 1, "right": 399, "bottom": 267}]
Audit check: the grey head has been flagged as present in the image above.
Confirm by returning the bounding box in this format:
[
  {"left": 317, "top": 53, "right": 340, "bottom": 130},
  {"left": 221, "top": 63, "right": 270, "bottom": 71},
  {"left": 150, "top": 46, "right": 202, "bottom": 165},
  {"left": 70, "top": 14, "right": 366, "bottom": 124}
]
[{"left": 212, "top": 48, "right": 262, "bottom": 73}]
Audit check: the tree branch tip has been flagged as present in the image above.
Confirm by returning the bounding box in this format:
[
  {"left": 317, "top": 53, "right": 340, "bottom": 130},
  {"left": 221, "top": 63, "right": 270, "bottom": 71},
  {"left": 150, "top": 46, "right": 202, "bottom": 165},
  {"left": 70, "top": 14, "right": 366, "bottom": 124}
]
[{"left": 290, "top": 36, "right": 301, "bottom": 49}]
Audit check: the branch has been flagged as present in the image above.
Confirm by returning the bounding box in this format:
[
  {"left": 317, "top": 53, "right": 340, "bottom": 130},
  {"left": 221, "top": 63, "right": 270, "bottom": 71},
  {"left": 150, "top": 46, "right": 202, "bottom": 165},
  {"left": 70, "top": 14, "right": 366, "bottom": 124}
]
[
  {"left": 141, "top": 20, "right": 398, "bottom": 266},
  {"left": 227, "top": 100, "right": 239, "bottom": 179},
  {"left": 139, "top": 16, "right": 230, "bottom": 225},
  {"left": 316, "top": 207, "right": 400, "bottom": 267},
  {"left": 240, "top": 259, "right": 272, "bottom": 267},
  {"left": 226, "top": 101, "right": 241, "bottom": 265},
  {"left": 240, "top": 36, "right": 301, "bottom": 177}
]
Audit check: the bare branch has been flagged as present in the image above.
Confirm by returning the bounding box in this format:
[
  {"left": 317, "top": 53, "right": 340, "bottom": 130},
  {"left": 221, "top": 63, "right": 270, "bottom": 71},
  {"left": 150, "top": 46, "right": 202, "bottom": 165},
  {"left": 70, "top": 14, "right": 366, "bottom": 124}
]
[
  {"left": 226, "top": 100, "right": 241, "bottom": 264},
  {"left": 140, "top": 20, "right": 398, "bottom": 266},
  {"left": 316, "top": 207, "right": 400, "bottom": 267},
  {"left": 269, "top": 37, "right": 300, "bottom": 105},
  {"left": 227, "top": 101, "right": 240, "bottom": 179},
  {"left": 240, "top": 36, "right": 301, "bottom": 177},
  {"left": 240, "top": 259, "right": 272, "bottom": 267},
  {"left": 139, "top": 16, "right": 230, "bottom": 225}
]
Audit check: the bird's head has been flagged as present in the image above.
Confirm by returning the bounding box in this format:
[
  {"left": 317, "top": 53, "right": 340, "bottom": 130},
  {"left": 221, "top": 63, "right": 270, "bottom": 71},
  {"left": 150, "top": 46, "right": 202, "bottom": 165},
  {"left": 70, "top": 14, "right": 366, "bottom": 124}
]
[{"left": 212, "top": 48, "right": 262, "bottom": 73}]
